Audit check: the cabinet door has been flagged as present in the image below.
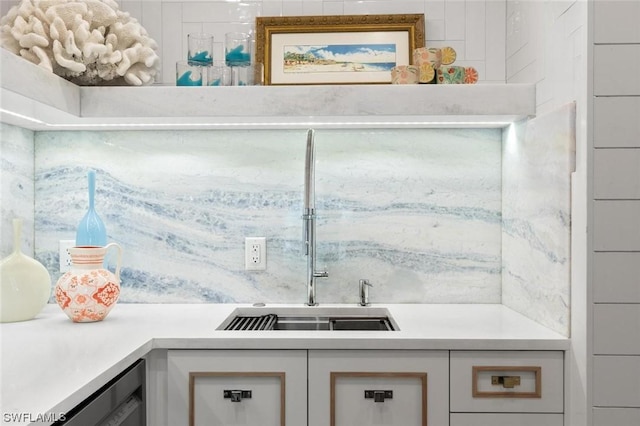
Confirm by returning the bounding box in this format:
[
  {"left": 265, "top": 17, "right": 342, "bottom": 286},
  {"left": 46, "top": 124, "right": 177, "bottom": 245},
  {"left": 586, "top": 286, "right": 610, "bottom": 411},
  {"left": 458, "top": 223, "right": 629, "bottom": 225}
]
[
  {"left": 308, "top": 350, "right": 449, "bottom": 426},
  {"left": 450, "top": 413, "right": 563, "bottom": 426},
  {"left": 167, "top": 350, "right": 307, "bottom": 426}
]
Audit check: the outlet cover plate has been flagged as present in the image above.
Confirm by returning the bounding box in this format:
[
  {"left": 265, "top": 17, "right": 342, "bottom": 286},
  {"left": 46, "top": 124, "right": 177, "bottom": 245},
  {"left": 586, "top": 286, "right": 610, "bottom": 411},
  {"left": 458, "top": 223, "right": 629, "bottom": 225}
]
[
  {"left": 245, "top": 237, "right": 266, "bottom": 271},
  {"left": 59, "top": 240, "right": 75, "bottom": 272}
]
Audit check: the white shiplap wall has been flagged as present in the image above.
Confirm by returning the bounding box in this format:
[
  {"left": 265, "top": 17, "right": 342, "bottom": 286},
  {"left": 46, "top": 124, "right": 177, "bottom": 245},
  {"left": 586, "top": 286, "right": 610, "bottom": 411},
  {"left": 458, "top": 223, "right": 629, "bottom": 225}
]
[
  {"left": 591, "top": 1, "right": 640, "bottom": 425},
  {"left": 111, "top": 0, "right": 507, "bottom": 84},
  {"left": 0, "top": 1, "right": 507, "bottom": 84},
  {"left": 504, "top": 2, "right": 589, "bottom": 425}
]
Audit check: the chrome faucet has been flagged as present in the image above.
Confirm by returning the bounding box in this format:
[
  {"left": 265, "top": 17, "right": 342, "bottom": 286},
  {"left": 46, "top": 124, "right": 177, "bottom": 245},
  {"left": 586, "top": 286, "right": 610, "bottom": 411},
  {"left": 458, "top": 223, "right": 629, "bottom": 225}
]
[
  {"left": 359, "top": 279, "right": 372, "bottom": 306},
  {"left": 303, "top": 129, "right": 328, "bottom": 306}
]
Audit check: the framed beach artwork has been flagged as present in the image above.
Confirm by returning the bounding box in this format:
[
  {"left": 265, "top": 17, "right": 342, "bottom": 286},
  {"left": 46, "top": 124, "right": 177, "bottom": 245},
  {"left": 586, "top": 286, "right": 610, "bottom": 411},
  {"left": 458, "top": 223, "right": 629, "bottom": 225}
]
[{"left": 255, "top": 14, "right": 425, "bottom": 85}]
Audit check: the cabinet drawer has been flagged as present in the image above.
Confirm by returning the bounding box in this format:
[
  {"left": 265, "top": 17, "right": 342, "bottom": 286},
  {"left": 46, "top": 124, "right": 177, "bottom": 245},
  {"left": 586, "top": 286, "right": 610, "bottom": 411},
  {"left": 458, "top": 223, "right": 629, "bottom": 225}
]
[
  {"left": 450, "top": 351, "right": 563, "bottom": 413},
  {"left": 594, "top": 97, "right": 640, "bottom": 148},
  {"left": 308, "top": 350, "right": 449, "bottom": 426},
  {"left": 450, "top": 413, "right": 563, "bottom": 426},
  {"left": 593, "top": 356, "right": 640, "bottom": 407},
  {"left": 594, "top": 149, "right": 640, "bottom": 199},
  {"left": 167, "top": 350, "right": 307, "bottom": 426}
]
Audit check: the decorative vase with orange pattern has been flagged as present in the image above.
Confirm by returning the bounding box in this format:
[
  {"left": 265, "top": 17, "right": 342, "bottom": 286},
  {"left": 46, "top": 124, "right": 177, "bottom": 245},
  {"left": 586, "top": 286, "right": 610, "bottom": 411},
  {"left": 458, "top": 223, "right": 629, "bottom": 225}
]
[{"left": 55, "top": 243, "right": 122, "bottom": 322}]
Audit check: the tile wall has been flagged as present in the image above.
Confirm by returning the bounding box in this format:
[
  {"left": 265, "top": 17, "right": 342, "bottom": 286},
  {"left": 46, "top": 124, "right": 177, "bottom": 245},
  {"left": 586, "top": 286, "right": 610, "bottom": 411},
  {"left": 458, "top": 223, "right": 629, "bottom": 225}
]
[{"left": 103, "top": 0, "right": 506, "bottom": 85}]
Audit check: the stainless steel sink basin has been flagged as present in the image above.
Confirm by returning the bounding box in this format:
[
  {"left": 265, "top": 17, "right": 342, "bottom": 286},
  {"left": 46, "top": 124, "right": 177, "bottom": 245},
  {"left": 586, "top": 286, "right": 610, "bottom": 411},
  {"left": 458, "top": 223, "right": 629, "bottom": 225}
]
[{"left": 217, "top": 307, "right": 398, "bottom": 331}]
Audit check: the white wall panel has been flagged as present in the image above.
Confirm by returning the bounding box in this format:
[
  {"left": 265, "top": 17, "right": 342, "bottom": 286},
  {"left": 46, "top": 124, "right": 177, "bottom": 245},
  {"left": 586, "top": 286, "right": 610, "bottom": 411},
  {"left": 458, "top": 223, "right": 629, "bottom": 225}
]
[
  {"left": 593, "top": 253, "right": 640, "bottom": 303},
  {"left": 593, "top": 408, "right": 640, "bottom": 426},
  {"left": 594, "top": 97, "right": 640, "bottom": 148},
  {"left": 593, "top": 356, "right": 640, "bottom": 407},
  {"left": 594, "top": 45, "right": 640, "bottom": 96},
  {"left": 593, "top": 201, "right": 640, "bottom": 251},
  {"left": 594, "top": 0, "right": 640, "bottom": 44},
  {"left": 593, "top": 304, "right": 640, "bottom": 355},
  {"left": 593, "top": 149, "right": 640, "bottom": 199}
]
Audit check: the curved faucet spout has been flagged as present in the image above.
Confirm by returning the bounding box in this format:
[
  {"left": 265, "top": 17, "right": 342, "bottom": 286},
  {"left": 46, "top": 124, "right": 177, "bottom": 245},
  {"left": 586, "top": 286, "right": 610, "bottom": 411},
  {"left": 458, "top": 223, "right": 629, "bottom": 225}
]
[
  {"left": 303, "top": 129, "right": 328, "bottom": 306},
  {"left": 304, "top": 129, "right": 315, "bottom": 212}
]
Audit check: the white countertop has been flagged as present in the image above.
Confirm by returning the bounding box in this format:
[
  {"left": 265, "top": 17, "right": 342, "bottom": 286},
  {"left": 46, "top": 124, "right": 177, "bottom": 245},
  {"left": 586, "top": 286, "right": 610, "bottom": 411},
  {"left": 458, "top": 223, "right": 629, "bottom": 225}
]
[{"left": 0, "top": 303, "right": 568, "bottom": 425}]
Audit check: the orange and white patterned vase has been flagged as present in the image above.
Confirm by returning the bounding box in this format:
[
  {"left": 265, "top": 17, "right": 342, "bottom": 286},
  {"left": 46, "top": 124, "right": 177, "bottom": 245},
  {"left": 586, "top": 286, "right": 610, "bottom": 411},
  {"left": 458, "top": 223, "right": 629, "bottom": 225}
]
[{"left": 55, "top": 243, "right": 122, "bottom": 323}]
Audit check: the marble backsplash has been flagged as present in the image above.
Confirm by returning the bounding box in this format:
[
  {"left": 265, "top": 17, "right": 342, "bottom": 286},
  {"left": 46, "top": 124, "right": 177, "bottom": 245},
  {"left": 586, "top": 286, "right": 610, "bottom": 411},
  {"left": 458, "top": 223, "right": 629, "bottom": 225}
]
[
  {"left": 501, "top": 103, "right": 575, "bottom": 336},
  {"left": 1, "top": 124, "right": 35, "bottom": 255},
  {"left": 28, "top": 128, "right": 503, "bottom": 305}
]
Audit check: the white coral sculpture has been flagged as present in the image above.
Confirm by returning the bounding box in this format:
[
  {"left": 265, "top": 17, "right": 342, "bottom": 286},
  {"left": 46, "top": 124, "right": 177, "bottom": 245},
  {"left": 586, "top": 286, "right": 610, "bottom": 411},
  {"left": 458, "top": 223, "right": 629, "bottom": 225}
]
[{"left": 0, "top": 0, "right": 160, "bottom": 85}]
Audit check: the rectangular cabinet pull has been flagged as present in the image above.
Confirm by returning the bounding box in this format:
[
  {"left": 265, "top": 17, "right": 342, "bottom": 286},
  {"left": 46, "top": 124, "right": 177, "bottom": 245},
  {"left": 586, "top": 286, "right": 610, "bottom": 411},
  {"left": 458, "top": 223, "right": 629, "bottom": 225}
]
[
  {"left": 491, "top": 375, "right": 521, "bottom": 389},
  {"left": 223, "top": 389, "right": 252, "bottom": 402},
  {"left": 364, "top": 390, "right": 393, "bottom": 402}
]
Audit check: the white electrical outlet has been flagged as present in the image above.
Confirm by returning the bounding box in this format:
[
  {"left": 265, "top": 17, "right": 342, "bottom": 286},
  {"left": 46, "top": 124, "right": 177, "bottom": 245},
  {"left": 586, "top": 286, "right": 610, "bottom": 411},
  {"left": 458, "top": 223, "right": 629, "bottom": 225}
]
[
  {"left": 59, "top": 240, "right": 75, "bottom": 272},
  {"left": 245, "top": 237, "right": 266, "bottom": 271}
]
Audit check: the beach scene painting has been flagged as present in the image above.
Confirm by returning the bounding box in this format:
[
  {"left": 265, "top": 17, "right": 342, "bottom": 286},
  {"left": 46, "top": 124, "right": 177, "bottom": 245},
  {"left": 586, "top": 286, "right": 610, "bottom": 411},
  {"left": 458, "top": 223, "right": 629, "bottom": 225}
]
[{"left": 283, "top": 44, "right": 397, "bottom": 74}]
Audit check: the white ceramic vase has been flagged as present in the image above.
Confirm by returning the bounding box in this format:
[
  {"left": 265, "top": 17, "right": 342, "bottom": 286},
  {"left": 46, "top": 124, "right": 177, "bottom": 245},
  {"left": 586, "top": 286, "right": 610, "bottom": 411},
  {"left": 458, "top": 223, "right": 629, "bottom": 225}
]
[{"left": 0, "top": 219, "right": 52, "bottom": 322}]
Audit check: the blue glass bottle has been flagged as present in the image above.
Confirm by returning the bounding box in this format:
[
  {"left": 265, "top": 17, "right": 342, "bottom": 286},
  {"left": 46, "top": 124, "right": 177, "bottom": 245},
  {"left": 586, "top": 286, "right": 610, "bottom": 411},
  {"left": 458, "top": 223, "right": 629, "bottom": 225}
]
[{"left": 76, "top": 170, "right": 107, "bottom": 246}]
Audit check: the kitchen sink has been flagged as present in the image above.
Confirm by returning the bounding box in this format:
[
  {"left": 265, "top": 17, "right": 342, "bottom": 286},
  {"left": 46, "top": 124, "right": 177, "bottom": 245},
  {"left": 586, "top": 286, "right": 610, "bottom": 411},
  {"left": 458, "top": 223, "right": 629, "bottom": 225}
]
[{"left": 217, "top": 306, "right": 398, "bottom": 331}]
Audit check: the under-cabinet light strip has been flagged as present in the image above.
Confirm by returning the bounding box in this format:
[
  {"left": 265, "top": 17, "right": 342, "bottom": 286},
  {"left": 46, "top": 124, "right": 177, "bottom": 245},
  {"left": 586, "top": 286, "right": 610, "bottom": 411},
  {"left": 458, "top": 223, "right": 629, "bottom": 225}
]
[{"left": 1, "top": 108, "right": 512, "bottom": 129}]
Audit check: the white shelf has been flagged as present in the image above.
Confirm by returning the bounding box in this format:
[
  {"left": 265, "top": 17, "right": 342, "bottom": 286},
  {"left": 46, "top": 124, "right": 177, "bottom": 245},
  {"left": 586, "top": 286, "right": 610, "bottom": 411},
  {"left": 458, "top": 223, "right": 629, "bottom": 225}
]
[{"left": 0, "top": 49, "right": 536, "bottom": 130}]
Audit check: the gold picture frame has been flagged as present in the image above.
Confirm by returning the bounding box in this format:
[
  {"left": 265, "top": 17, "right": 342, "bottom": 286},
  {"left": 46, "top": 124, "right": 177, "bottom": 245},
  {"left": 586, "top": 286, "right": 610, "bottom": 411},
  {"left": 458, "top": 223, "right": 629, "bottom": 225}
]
[{"left": 255, "top": 14, "right": 425, "bottom": 85}]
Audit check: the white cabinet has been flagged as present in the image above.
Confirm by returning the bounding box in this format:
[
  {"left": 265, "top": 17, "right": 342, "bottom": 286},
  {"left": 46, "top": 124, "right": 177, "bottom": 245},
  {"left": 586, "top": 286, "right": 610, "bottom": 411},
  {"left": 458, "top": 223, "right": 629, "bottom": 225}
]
[
  {"left": 450, "top": 351, "right": 563, "bottom": 420},
  {"left": 308, "top": 350, "right": 449, "bottom": 426},
  {"left": 450, "top": 413, "right": 563, "bottom": 426},
  {"left": 167, "top": 350, "right": 307, "bottom": 426},
  {"left": 163, "top": 349, "right": 564, "bottom": 426}
]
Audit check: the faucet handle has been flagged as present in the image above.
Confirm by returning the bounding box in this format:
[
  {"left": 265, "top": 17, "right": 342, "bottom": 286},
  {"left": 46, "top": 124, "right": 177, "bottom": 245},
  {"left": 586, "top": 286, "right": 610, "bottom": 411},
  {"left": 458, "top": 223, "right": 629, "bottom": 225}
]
[{"left": 359, "top": 279, "right": 372, "bottom": 306}]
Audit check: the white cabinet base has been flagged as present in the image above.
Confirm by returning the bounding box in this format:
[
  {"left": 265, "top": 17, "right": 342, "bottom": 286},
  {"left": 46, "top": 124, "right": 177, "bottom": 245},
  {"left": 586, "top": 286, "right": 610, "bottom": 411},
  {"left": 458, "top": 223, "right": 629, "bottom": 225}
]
[{"left": 450, "top": 413, "right": 563, "bottom": 426}]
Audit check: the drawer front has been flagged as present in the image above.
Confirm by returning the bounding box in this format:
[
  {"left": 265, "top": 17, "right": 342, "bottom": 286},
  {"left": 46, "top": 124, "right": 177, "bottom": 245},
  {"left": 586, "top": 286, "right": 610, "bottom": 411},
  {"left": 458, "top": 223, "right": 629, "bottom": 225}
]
[
  {"left": 167, "top": 350, "right": 307, "bottom": 426},
  {"left": 593, "top": 408, "right": 640, "bottom": 426},
  {"left": 593, "top": 201, "right": 640, "bottom": 251},
  {"left": 593, "top": 253, "right": 640, "bottom": 303},
  {"left": 594, "top": 304, "right": 640, "bottom": 355},
  {"left": 594, "top": 0, "right": 640, "bottom": 43},
  {"left": 450, "top": 351, "right": 563, "bottom": 413},
  {"left": 594, "top": 97, "right": 640, "bottom": 148},
  {"left": 332, "top": 372, "right": 427, "bottom": 426},
  {"left": 450, "top": 413, "right": 563, "bottom": 426},
  {"left": 594, "top": 149, "right": 640, "bottom": 199},
  {"left": 593, "top": 356, "right": 640, "bottom": 407},
  {"left": 594, "top": 45, "right": 640, "bottom": 96},
  {"left": 308, "top": 350, "right": 449, "bottom": 426}
]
